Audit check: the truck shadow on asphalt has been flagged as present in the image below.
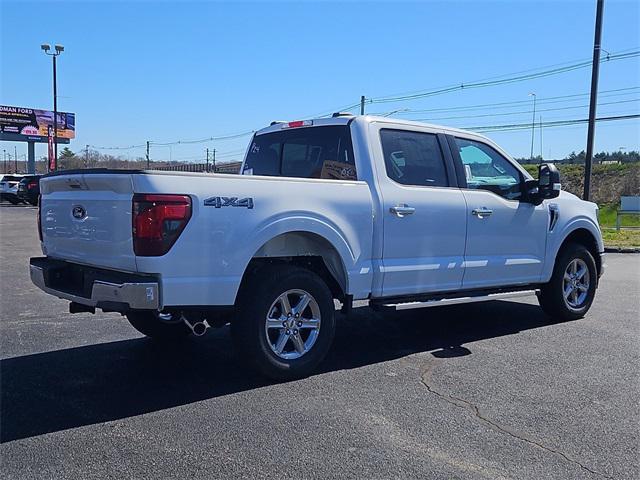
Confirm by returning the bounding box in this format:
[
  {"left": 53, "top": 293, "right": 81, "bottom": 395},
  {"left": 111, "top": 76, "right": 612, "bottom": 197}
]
[{"left": 1, "top": 300, "right": 573, "bottom": 443}]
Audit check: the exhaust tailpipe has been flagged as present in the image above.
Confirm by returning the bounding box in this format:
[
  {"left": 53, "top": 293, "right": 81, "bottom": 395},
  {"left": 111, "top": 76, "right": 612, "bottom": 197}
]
[
  {"left": 191, "top": 321, "right": 208, "bottom": 337},
  {"left": 181, "top": 314, "right": 210, "bottom": 337}
]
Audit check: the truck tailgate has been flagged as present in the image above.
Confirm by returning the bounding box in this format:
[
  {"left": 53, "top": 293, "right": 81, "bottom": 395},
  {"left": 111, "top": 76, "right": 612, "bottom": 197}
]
[{"left": 40, "top": 173, "right": 137, "bottom": 271}]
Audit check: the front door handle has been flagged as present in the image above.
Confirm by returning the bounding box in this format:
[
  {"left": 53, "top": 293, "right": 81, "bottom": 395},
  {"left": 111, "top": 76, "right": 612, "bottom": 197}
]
[
  {"left": 390, "top": 204, "right": 416, "bottom": 217},
  {"left": 472, "top": 207, "right": 493, "bottom": 218}
]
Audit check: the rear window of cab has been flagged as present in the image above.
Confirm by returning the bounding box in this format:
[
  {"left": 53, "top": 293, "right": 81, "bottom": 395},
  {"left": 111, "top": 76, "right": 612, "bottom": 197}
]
[{"left": 242, "top": 125, "right": 357, "bottom": 181}]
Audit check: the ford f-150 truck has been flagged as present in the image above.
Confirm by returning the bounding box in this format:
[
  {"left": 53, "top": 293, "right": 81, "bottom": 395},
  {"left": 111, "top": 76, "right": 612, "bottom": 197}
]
[{"left": 30, "top": 114, "right": 604, "bottom": 379}]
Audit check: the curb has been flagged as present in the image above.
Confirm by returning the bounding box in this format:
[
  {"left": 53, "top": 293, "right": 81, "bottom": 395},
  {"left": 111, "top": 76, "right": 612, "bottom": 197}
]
[{"left": 604, "top": 246, "right": 640, "bottom": 253}]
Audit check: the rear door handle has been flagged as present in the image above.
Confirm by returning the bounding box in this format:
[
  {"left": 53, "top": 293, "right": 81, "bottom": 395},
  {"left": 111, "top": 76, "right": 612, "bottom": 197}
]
[
  {"left": 472, "top": 207, "right": 493, "bottom": 218},
  {"left": 390, "top": 204, "right": 416, "bottom": 217}
]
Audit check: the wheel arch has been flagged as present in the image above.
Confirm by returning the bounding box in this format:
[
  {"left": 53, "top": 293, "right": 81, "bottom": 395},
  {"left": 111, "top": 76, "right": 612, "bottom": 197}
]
[
  {"left": 239, "top": 231, "right": 350, "bottom": 302},
  {"left": 553, "top": 227, "right": 603, "bottom": 277}
]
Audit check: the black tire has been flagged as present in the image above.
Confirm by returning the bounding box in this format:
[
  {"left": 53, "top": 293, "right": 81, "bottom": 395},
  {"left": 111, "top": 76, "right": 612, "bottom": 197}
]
[
  {"left": 231, "top": 264, "right": 336, "bottom": 381},
  {"left": 7, "top": 196, "right": 20, "bottom": 205},
  {"left": 126, "top": 311, "right": 191, "bottom": 340},
  {"left": 538, "top": 243, "right": 597, "bottom": 321}
]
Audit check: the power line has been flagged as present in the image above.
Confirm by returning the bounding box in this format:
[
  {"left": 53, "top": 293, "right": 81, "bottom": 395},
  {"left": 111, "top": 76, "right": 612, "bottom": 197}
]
[
  {"left": 90, "top": 130, "right": 254, "bottom": 151},
  {"left": 466, "top": 113, "right": 639, "bottom": 133},
  {"left": 306, "top": 101, "right": 362, "bottom": 119},
  {"left": 365, "top": 47, "right": 640, "bottom": 102},
  {"left": 374, "top": 86, "right": 640, "bottom": 115},
  {"left": 369, "top": 50, "right": 639, "bottom": 105},
  {"left": 87, "top": 47, "right": 639, "bottom": 154},
  {"left": 303, "top": 48, "right": 639, "bottom": 118},
  {"left": 411, "top": 97, "right": 639, "bottom": 122},
  {"left": 150, "top": 130, "right": 254, "bottom": 146},
  {"left": 91, "top": 143, "right": 146, "bottom": 150}
]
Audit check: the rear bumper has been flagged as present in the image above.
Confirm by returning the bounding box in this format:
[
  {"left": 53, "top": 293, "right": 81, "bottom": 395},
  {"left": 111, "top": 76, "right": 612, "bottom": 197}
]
[{"left": 30, "top": 257, "right": 160, "bottom": 310}]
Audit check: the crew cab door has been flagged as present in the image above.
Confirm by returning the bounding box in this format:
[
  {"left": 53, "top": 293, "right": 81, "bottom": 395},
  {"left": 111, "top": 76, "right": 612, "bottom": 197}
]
[
  {"left": 448, "top": 135, "right": 548, "bottom": 289},
  {"left": 371, "top": 125, "right": 467, "bottom": 297}
]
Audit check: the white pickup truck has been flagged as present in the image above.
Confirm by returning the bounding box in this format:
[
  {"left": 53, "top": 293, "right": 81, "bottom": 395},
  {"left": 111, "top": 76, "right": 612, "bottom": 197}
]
[{"left": 31, "top": 114, "right": 604, "bottom": 379}]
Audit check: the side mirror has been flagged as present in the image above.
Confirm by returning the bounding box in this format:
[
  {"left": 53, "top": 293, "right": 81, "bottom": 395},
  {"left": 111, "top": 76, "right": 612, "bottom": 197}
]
[{"left": 537, "top": 163, "right": 561, "bottom": 200}]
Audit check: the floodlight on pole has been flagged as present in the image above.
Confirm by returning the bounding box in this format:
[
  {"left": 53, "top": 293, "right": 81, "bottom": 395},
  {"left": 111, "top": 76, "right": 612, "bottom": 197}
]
[{"left": 41, "top": 42, "right": 64, "bottom": 171}]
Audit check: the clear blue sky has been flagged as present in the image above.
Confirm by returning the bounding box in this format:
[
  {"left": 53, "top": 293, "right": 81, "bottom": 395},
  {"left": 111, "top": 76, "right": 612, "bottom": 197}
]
[{"left": 1, "top": 0, "right": 639, "bottom": 164}]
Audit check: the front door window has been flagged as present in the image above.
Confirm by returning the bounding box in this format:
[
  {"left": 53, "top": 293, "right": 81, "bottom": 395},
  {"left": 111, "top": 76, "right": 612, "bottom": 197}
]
[{"left": 454, "top": 137, "right": 523, "bottom": 200}]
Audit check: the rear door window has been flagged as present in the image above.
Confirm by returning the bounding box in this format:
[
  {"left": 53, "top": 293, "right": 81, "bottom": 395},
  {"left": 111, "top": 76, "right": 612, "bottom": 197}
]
[
  {"left": 243, "top": 125, "right": 357, "bottom": 180},
  {"left": 380, "top": 129, "right": 449, "bottom": 187}
]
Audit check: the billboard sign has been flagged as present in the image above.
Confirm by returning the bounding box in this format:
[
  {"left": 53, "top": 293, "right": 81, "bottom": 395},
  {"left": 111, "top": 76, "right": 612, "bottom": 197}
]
[{"left": 0, "top": 105, "right": 75, "bottom": 143}]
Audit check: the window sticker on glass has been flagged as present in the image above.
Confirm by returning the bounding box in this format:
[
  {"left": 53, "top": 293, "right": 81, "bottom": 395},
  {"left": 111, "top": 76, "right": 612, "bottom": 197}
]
[{"left": 320, "top": 160, "right": 357, "bottom": 180}]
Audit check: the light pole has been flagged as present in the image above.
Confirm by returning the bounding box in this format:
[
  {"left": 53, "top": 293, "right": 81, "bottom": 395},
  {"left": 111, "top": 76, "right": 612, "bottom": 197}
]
[
  {"left": 529, "top": 92, "right": 536, "bottom": 161},
  {"left": 41, "top": 43, "right": 64, "bottom": 171},
  {"left": 539, "top": 115, "right": 543, "bottom": 162}
]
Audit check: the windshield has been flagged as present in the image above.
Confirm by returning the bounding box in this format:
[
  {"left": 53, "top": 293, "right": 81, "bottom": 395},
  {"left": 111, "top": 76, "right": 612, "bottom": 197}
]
[{"left": 242, "top": 125, "right": 357, "bottom": 181}]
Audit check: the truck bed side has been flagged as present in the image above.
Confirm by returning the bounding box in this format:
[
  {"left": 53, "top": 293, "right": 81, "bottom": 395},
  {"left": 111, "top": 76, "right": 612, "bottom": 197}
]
[
  {"left": 38, "top": 170, "right": 374, "bottom": 308},
  {"left": 132, "top": 173, "right": 374, "bottom": 307}
]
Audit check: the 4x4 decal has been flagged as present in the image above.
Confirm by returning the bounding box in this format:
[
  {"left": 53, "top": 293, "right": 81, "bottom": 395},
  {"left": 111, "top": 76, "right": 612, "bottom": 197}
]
[{"left": 204, "top": 196, "right": 254, "bottom": 209}]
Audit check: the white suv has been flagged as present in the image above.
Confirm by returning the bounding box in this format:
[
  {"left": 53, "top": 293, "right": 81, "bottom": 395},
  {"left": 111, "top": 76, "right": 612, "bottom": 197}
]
[{"left": 0, "top": 174, "right": 27, "bottom": 204}]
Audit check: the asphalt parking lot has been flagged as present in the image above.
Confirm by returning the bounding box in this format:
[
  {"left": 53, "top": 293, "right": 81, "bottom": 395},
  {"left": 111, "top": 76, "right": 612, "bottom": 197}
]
[{"left": 0, "top": 203, "right": 638, "bottom": 480}]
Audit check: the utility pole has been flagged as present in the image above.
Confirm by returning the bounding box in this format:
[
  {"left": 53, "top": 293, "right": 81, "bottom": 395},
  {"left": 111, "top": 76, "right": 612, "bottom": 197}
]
[
  {"left": 3, "top": 150, "right": 6, "bottom": 173},
  {"left": 146, "top": 141, "right": 150, "bottom": 169},
  {"left": 529, "top": 93, "right": 536, "bottom": 161},
  {"left": 14, "top": 146, "right": 18, "bottom": 172},
  {"left": 360, "top": 96, "right": 365, "bottom": 115},
  {"left": 212, "top": 148, "right": 216, "bottom": 173},
  {"left": 206, "top": 148, "right": 209, "bottom": 172},
  {"left": 85, "top": 144, "right": 89, "bottom": 168},
  {"left": 584, "top": 0, "right": 605, "bottom": 201}
]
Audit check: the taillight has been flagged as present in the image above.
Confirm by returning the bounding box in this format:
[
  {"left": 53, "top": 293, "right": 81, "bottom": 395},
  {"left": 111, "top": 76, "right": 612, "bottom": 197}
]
[
  {"left": 132, "top": 194, "right": 192, "bottom": 256},
  {"left": 37, "top": 195, "right": 43, "bottom": 241},
  {"left": 27, "top": 180, "right": 38, "bottom": 190}
]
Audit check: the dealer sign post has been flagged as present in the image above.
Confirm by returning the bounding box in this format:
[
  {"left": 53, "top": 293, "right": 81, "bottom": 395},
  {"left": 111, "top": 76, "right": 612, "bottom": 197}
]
[{"left": 47, "top": 125, "right": 55, "bottom": 172}]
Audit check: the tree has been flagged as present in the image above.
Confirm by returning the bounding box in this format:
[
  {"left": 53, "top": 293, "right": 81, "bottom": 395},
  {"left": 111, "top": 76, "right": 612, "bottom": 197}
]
[
  {"left": 57, "top": 147, "right": 84, "bottom": 170},
  {"left": 59, "top": 147, "right": 74, "bottom": 159}
]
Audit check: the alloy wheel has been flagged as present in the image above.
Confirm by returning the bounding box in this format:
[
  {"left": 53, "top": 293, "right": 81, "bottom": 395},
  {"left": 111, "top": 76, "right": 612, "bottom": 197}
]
[
  {"left": 264, "top": 289, "right": 321, "bottom": 360},
  {"left": 562, "top": 258, "right": 590, "bottom": 309}
]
